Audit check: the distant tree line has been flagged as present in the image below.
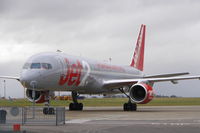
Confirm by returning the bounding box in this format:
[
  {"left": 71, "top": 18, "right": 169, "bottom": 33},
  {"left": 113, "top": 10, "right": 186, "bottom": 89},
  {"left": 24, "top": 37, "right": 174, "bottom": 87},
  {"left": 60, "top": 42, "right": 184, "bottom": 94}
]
[
  {"left": 104, "top": 94, "right": 179, "bottom": 98},
  {"left": 155, "top": 94, "right": 179, "bottom": 98}
]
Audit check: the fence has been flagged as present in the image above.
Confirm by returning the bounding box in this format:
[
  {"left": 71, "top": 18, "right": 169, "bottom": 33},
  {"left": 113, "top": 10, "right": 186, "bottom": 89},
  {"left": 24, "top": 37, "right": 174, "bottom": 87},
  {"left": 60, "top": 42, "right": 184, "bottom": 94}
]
[{"left": 0, "top": 106, "right": 65, "bottom": 126}]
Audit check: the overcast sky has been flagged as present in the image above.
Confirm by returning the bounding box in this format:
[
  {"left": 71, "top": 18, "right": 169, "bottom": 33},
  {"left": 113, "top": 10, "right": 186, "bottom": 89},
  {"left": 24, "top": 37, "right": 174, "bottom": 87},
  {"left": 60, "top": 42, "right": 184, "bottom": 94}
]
[{"left": 0, "top": 0, "right": 200, "bottom": 98}]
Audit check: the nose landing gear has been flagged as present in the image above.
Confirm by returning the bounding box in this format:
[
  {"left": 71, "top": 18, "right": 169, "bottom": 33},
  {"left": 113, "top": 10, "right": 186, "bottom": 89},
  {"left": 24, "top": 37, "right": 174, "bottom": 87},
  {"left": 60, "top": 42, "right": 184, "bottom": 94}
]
[
  {"left": 43, "top": 106, "right": 55, "bottom": 115},
  {"left": 43, "top": 94, "right": 55, "bottom": 115}
]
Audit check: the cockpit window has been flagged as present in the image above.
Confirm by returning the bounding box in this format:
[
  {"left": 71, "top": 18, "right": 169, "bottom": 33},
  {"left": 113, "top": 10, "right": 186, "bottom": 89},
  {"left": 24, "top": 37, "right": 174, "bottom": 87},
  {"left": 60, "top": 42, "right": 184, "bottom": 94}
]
[
  {"left": 23, "top": 62, "right": 52, "bottom": 69},
  {"left": 30, "top": 63, "right": 41, "bottom": 69},
  {"left": 23, "top": 63, "right": 31, "bottom": 69},
  {"left": 41, "top": 63, "right": 52, "bottom": 69}
]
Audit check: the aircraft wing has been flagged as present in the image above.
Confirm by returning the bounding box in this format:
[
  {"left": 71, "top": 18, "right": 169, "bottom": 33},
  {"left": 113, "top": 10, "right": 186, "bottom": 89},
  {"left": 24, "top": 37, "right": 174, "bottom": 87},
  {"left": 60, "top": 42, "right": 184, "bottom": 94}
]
[
  {"left": 103, "top": 75, "right": 200, "bottom": 89},
  {"left": 144, "top": 72, "right": 189, "bottom": 78},
  {"left": 0, "top": 76, "right": 20, "bottom": 81}
]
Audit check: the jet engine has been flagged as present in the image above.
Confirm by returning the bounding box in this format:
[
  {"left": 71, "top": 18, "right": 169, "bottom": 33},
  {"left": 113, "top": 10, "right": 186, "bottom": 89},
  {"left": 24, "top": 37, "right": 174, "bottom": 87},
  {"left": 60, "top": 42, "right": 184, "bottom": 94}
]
[
  {"left": 26, "top": 89, "right": 50, "bottom": 103},
  {"left": 129, "top": 83, "right": 154, "bottom": 104}
]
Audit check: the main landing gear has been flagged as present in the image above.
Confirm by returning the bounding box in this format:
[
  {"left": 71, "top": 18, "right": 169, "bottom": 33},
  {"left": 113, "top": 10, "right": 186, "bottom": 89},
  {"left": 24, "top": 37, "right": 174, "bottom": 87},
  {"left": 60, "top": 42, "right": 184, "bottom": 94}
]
[
  {"left": 119, "top": 88, "right": 137, "bottom": 111},
  {"left": 123, "top": 100, "right": 137, "bottom": 111},
  {"left": 69, "top": 91, "right": 83, "bottom": 111}
]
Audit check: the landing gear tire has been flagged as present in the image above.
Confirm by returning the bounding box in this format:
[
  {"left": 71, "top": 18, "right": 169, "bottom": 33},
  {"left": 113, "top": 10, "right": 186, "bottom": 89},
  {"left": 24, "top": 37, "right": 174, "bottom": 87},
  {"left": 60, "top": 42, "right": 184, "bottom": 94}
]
[
  {"left": 69, "top": 103, "right": 83, "bottom": 111},
  {"left": 123, "top": 103, "right": 137, "bottom": 111},
  {"left": 78, "top": 103, "right": 83, "bottom": 110},
  {"left": 43, "top": 107, "right": 55, "bottom": 115},
  {"left": 69, "top": 91, "right": 83, "bottom": 111},
  {"left": 49, "top": 107, "right": 55, "bottom": 114}
]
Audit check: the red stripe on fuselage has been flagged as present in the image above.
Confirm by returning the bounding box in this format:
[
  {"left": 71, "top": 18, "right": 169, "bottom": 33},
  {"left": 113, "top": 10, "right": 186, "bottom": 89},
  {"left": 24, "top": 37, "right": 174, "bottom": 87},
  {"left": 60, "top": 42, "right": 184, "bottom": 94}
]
[{"left": 96, "top": 63, "right": 125, "bottom": 72}]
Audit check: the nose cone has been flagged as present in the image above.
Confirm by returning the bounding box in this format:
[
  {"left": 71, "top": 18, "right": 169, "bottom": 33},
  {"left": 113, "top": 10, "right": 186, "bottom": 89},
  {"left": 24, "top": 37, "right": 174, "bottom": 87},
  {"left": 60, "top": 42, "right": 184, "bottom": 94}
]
[{"left": 20, "top": 70, "right": 41, "bottom": 88}]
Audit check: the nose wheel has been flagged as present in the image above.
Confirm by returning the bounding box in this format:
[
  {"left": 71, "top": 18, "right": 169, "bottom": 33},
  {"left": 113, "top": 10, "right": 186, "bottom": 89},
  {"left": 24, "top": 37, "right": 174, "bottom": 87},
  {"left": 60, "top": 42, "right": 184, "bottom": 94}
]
[
  {"left": 69, "top": 91, "right": 83, "bottom": 111},
  {"left": 42, "top": 93, "right": 55, "bottom": 115},
  {"left": 43, "top": 106, "right": 55, "bottom": 115}
]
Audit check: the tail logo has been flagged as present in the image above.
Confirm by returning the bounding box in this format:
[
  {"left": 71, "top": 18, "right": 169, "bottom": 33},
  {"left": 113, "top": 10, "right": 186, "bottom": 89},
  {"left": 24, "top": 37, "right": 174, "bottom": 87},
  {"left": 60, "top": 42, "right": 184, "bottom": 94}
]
[{"left": 130, "top": 24, "right": 146, "bottom": 71}]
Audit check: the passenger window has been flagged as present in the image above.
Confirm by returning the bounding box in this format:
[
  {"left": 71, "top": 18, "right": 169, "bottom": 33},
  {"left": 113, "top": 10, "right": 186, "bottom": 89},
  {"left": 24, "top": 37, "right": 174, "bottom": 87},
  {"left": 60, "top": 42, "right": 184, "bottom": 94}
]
[{"left": 30, "top": 63, "right": 41, "bottom": 69}]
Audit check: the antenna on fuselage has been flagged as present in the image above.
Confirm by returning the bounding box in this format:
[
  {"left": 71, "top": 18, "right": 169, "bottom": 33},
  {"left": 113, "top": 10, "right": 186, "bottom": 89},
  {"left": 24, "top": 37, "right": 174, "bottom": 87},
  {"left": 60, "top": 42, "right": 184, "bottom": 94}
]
[
  {"left": 56, "top": 50, "right": 62, "bottom": 52},
  {"left": 109, "top": 57, "right": 112, "bottom": 63}
]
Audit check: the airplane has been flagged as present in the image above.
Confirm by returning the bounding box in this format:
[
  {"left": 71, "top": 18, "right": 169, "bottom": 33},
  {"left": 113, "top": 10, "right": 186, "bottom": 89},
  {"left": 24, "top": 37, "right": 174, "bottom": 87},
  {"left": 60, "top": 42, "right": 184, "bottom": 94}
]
[{"left": 1, "top": 24, "right": 200, "bottom": 114}]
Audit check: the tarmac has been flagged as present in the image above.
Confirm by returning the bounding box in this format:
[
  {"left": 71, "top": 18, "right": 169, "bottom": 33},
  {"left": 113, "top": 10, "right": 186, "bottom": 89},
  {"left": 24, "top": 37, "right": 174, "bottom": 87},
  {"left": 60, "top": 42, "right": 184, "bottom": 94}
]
[{"left": 2, "top": 106, "right": 200, "bottom": 133}]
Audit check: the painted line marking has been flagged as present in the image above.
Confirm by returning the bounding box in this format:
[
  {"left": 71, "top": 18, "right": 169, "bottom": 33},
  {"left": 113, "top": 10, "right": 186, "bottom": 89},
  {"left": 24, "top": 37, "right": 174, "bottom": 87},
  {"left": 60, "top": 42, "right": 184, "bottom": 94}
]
[
  {"left": 151, "top": 123, "right": 200, "bottom": 126},
  {"left": 65, "top": 119, "right": 91, "bottom": 124}
]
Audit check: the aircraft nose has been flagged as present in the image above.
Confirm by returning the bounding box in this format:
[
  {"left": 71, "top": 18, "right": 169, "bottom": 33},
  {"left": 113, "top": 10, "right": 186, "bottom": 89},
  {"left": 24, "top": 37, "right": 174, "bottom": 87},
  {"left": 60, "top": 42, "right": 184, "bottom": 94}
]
[{"left": 20, "top": 71, "right": 41, "bottom": 88}]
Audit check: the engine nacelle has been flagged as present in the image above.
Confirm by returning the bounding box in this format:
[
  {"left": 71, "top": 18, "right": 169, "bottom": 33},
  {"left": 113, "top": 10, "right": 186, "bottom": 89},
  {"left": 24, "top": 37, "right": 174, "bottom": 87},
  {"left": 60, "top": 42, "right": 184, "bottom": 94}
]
[
  {"left": 26, "top": 89, "right": 48, "bottom": 103},
  {"left": 129, "top": 83, "right": 154, "bottom": 104}
]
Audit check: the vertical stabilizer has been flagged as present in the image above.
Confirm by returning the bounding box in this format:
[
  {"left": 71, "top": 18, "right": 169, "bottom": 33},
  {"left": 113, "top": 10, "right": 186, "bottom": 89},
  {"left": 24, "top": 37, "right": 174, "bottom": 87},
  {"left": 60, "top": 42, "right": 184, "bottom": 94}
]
[{"left": 130, "top": 24, "right": 146, "bottom": 71}]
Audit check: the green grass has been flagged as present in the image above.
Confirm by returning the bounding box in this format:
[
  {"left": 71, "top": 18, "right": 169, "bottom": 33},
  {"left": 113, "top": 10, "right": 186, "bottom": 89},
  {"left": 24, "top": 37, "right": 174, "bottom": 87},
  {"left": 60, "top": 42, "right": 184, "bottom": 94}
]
[
  {"left": 0, "top": 97, "right": 200, "bottom": 107},
  {"left": 147, "top": 97, "right": 200, "bottom": 106}
]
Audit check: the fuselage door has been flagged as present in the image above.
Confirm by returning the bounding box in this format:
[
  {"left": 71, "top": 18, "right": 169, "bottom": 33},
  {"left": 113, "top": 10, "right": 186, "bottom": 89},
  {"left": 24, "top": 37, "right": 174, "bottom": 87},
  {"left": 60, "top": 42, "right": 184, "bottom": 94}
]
[{"left": 55, "top": 56, "right": 66, "bottom": 76}]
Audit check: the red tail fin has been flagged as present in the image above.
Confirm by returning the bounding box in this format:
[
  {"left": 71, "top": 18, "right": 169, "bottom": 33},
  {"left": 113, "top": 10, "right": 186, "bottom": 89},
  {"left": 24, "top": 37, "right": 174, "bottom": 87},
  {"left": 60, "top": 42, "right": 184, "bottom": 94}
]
[{"left": 130, "top": 24, "right": 146, "bottom": 71}]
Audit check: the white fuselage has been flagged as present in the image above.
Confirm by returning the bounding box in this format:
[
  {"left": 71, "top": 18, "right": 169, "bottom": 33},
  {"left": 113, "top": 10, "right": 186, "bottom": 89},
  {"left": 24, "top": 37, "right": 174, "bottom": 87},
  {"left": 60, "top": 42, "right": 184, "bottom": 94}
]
[{"left": 20, "top": 52, "right": 144, "bottom": 94}]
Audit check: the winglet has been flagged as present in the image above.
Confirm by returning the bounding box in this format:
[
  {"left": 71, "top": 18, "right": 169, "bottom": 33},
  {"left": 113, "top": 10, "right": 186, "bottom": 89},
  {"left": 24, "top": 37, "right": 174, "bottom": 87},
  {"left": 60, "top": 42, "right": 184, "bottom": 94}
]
[{"left": 130, "top": 24, "right": 146, "bottom": 71}]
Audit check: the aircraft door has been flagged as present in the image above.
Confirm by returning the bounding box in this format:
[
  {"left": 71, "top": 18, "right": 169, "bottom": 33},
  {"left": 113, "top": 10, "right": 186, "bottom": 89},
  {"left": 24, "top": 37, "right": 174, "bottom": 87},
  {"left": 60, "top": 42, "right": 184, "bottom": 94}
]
[{"left": 55, "top": 56, "right": 66, "bottom": 77}]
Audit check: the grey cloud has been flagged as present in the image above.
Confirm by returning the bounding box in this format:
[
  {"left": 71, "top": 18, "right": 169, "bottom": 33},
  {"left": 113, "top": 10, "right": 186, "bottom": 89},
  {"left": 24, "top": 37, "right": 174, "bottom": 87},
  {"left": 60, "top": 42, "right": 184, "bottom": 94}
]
[
  {"left": 1, "top": 0, "right": 200, "bottom": 97},
  {"left": 0, "top": 61, "right": 23, "bottom": 98},
  {"left": 0, "top": 0, "right": 107, "bottom": 21}
]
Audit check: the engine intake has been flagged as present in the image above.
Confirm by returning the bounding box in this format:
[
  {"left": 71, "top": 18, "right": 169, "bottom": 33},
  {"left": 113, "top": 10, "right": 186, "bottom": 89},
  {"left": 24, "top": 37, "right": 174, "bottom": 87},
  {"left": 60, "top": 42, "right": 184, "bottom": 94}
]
[
  {"left": 26, "top": 89, "right": 46, "bottom": 103},
  {"left": 129, "top": 83, "right": 154, "bottom": 104}
]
